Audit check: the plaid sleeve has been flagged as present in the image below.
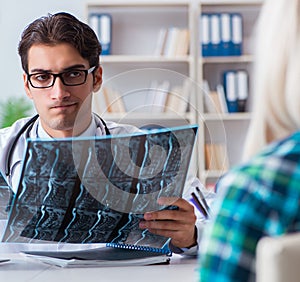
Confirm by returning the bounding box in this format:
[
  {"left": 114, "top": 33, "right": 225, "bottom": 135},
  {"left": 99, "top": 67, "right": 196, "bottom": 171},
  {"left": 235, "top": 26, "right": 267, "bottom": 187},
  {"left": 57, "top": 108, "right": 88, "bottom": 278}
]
[{"left": 198, "top": 148, "right": 300, "bottom": 282}]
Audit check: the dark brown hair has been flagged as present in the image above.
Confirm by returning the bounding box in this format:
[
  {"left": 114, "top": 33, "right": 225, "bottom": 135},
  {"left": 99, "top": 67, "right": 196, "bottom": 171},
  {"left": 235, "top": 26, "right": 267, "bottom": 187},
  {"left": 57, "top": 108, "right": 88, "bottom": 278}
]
[{"left": 18, "top": 12, "right": 102, "bottom": 73}]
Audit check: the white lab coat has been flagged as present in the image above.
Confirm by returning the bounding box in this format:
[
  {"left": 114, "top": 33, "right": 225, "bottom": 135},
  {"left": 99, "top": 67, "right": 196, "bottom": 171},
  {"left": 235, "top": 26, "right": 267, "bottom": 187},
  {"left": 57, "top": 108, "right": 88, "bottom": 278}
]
[
  {"left": 0, "top": 114, "right": 212, "bottom": 254},
  {"left": 0, "top": 114, "right": 141, "bottom": 192}
]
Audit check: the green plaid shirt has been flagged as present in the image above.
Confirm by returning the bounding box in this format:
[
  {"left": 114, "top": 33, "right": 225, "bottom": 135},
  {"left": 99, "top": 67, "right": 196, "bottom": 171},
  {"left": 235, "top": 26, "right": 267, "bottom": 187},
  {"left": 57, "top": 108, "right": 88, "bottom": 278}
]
[{"left": 199, "top": 132, "right": 300, "bottom": 282}]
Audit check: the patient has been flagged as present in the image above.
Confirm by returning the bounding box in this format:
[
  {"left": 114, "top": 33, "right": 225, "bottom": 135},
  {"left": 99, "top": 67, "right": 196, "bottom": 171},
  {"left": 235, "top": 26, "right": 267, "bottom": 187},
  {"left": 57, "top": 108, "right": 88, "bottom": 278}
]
[{"left": 198, "top": 0, "right": 300, "bottom": 281}]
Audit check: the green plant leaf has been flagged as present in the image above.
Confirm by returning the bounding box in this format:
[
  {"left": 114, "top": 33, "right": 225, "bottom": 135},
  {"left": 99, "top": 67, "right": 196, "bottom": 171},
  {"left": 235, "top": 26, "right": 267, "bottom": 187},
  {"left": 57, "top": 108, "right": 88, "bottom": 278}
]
[{"left": 0, "top": 97, "right": 33, "bottom": 128}]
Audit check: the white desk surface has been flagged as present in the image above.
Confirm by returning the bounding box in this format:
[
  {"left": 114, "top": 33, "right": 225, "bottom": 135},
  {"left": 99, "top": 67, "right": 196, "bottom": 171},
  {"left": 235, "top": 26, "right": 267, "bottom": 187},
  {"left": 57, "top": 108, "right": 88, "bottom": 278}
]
[{"left": 0, "top": 253, "right": 198, "bottom": 282}]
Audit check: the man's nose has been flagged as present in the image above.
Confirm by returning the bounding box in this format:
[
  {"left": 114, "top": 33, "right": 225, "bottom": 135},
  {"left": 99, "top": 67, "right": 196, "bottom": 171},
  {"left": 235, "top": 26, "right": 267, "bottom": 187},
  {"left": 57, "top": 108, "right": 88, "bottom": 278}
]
[{"left": 50, "top": 77, "right": 70, "bottom": 99}]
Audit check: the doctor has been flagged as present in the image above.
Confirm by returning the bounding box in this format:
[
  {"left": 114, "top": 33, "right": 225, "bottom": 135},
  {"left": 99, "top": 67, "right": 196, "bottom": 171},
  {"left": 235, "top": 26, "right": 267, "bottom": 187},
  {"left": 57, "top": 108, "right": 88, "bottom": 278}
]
[{"left": 0, "top": 12, "right": 205, "bottom": 254}]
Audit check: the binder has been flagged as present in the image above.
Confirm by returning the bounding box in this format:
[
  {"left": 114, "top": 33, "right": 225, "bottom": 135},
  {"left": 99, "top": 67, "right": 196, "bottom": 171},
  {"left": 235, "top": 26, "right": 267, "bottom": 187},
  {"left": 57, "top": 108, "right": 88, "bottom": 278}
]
[
  {"left": 236, "top": 70, "right": 248, "bottom": 112},
  {"left": 98, "top": 13, "right": 112, "bottom": 55},
  {"left": 223, "top": 71, "right": 238, "bottom": 113},
  {"left": 89, "top": 13, "right": 100, "bottom": 40},
  {"left": 220, "top": 13, "right": 231, "bottom": 56},
  {"left": 200, "top": 14, "right": 210, "bottom": 57},
  {"left": 89, "top": 13, "right": 112, "bottom": 55},
  {"left": 200, "top": 12, "right": 243, "bottom": 57},
  {"left": 210, "top": 14, "right": 221, "bottom": 56},
  {"left": 231, "top": 13, "right": 243, "bottom": 56}
]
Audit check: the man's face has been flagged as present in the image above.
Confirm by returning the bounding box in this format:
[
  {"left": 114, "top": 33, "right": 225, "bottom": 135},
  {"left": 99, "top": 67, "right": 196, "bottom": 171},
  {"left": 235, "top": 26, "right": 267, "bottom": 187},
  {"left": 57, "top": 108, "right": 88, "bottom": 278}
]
[{"left": 23, "top": 43, "right": 102, "bottom": 138}]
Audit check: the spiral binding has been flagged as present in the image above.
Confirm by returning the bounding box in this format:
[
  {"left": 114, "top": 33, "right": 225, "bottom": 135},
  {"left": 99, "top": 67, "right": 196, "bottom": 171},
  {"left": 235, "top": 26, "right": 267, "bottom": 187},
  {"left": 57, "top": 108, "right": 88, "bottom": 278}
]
[{"left": 106, "top": 242, "right": 172, "bottom": 256}]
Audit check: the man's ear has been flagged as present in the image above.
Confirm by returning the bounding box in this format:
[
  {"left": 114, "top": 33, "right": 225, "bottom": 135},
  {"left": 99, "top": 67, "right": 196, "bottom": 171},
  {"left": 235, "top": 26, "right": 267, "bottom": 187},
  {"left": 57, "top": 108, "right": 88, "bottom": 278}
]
[
  {"left": 93, "top": 66, "right": 103, "bottom": 92},
  {"left": 23, "top": 73, "right": 33, "bottom": 99}
]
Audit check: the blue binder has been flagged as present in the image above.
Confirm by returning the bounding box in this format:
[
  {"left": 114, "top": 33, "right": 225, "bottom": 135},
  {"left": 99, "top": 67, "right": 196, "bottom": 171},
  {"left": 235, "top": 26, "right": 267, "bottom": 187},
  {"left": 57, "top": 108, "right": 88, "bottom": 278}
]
[
  {"left": 236, "top": 70, "right": 248, "bottom": 112},
  {"left": 231, "top": 13, "right": 243, "bottom": 56},
  {"left": 223, "top": 71, "right": 238, "bottom": 113},
  {"left": 200, "top": 14, "right": 210, "bottom": 57},
  {"left": 220, "top": 13, "right": 231, "bottom": 56},
  {"left": 98, "top": 13, "right": 112, "bottom": 55},
  {"left": 89, "top": 13, "right": 112, "bottom": 55},
  {"left": 210, "top": 14, "right": 221, "bottom": 56},
  {"left": 200, "top": 12, "right": 243, "bottom": 57}
]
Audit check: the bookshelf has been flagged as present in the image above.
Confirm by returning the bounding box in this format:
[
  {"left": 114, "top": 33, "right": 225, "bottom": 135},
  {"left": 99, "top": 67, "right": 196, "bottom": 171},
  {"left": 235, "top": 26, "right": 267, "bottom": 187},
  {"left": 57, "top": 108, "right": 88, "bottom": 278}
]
[
  {"left": 85, "top": 0, "right": 263, "bottom": 187},
  {"left": 197, "top": 0, "right": 263, "bottom": 187},
  {"left": 86, "top": 2, "right": 197, "bottom": 123}
]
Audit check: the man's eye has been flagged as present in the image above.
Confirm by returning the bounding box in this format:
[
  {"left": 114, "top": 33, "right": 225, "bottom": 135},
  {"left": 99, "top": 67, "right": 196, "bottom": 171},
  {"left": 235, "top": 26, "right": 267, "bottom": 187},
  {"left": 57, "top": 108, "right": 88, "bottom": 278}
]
[
  {"left": 66, "top": 70, "right": 83, "bottom": 78},
  {"left": 32, "top": 73, "right": 52, "bottom": 82}
]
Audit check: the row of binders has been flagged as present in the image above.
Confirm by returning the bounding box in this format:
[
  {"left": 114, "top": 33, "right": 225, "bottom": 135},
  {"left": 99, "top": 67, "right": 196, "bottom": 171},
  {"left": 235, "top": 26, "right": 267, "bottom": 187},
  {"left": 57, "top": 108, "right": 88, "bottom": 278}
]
[
  {"left": 200, "top": 13, "right": 243, "bottom": 57},
  {"left": 154, "top": 27, "right": 190, "bottom": 57},
  {"left": 94, "top": 79, "right": 191, "bottom": 114},
  {"left": 89, "top": 13, "right": 112, "bottom": 55},
  {"left": 203, "top": 70, "right": 248, "bottom": 114}
]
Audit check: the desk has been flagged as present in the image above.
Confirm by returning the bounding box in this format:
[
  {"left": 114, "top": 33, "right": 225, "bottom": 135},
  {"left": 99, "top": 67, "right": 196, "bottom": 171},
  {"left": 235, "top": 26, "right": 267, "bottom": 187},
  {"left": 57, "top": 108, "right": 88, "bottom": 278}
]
[{"left": 0, "top": 253, "right": 198, "bottom": 282}]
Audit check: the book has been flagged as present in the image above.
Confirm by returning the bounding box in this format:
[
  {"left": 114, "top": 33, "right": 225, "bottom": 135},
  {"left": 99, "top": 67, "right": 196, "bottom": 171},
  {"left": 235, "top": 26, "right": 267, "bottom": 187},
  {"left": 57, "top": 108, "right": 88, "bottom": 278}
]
[
  {"left": 154, "top": 28, "right": 168, "bottom": 56},
  {"left": 174, "top": 29, "right": 190, "bottom": 56},
  {"left": 144, "top": 80, "right": 159, "bottom": 112},
  {"left": 152, "top": 80, "right": 170, "bottom": 113},
  {"left": 2, "top": 125, "right": 198, "bottom": 258},
  {"left": 22, "top": 245, "right": 171, "bottom": 267},
  {"left": 163, "top": 27, "right": 180, "bottom": 57},
  {"left": 203, "top": 81, "right": 218, "bottom": 114},
  {"left": 205, "top": 143, "right": 229, "bottom": 171},
  {"left": 209, "top": 91, "right": 223, "bottom": 114},
  {"left": 216, "top": 84, "right": 228, "bottom": 113},
  {"left": 203, "top": 80, "right": 227, "bottom": 114},
  {"left": 102, "top": 87, "right": 126, "bottom": 113},
  {"left": 165, "top": 79, "right": 190, "bottom": 114}
]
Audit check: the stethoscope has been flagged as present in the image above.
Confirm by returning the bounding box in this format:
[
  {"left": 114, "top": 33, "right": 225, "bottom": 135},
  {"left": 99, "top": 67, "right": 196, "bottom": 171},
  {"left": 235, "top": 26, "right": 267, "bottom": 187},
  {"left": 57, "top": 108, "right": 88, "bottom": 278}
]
[{"left": 5, "top": 113, "right": 110, "bottom": 177}]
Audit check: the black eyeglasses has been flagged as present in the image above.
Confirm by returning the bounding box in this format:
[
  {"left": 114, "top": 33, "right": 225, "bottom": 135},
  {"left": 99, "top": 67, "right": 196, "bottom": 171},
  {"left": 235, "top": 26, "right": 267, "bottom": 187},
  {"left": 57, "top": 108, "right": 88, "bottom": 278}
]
[{"left": 26, "top": 66, "right": 96, "bottom": 89}]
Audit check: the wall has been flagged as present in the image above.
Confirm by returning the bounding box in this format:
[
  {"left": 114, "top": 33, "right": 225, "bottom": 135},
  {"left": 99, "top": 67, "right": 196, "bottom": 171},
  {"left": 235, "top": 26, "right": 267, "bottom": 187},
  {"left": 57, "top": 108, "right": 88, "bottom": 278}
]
[{"left": 0, "top": 0, "right": 91, "bottom": 103}]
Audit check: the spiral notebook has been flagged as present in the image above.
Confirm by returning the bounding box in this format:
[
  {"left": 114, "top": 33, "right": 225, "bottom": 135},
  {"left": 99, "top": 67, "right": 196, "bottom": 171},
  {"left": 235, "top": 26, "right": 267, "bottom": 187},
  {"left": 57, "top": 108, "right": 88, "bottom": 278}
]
[
  {"left": 22, "top": 243, "right": 171, "bottom": 267},
  {"left": 3, "top": 125, "right": 198, "bottom": 265}
]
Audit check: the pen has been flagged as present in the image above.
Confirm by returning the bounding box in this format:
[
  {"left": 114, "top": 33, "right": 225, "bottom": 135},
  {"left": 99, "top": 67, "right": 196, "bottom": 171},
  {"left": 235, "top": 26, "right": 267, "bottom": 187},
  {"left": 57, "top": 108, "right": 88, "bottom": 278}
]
[
  {"left": 191, "top": 192, "right": 209, "bottom": 219},
  {"left": 195, "top": 186, "right": 210, "bottom": 215}
]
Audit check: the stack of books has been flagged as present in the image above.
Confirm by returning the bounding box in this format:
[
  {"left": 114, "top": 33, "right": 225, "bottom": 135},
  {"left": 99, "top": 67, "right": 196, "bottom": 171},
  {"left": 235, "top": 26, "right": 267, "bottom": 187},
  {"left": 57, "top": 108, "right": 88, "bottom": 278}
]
[
  {"left": 95, "top": 79, "right": 191, "bottom": 115},
  {"left": 154, "top": 27, "right": 190, "bottom": 57}
]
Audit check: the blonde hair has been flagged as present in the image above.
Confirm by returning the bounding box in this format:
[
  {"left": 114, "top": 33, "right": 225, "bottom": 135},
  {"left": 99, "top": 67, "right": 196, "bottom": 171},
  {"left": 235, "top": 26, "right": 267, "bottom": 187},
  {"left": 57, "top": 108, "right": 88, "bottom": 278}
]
[{"left": 243, "top": 0, "right": 300, "bottom": 160}]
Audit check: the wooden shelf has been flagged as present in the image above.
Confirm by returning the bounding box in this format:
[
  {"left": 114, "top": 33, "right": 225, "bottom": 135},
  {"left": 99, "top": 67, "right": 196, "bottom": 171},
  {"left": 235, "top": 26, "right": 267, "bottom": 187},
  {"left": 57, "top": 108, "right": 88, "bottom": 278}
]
[
  {"left": 101, "top": 55, "right": 191, "bottom": 64},
  {"left": 201, "top": 54, "right": 253, "bottom": 64},
  {"left": 87, "top": 1, "right": 263, "bottom": 184},
  {"left": 203, "top": 112, "right": 252, "bottom": 121},
  {"left": 200, "top": 0, "right": 263, "bottom": 6}
]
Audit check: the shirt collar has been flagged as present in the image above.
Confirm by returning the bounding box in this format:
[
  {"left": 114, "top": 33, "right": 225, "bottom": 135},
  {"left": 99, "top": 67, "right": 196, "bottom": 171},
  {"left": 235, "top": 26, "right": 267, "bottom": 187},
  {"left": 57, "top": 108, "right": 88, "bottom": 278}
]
[{"left": 37, "top": 118, "right": 98, "bottom": 139}]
